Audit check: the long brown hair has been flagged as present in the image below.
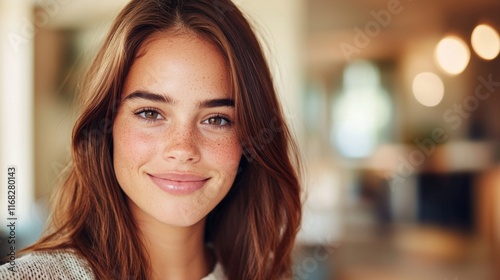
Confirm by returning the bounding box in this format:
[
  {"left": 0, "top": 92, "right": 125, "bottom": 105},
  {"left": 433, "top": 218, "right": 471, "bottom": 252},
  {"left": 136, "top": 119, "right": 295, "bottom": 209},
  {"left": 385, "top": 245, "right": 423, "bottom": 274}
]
[{"left": 24, "top": 0, "right": 302, "bottom": 279}]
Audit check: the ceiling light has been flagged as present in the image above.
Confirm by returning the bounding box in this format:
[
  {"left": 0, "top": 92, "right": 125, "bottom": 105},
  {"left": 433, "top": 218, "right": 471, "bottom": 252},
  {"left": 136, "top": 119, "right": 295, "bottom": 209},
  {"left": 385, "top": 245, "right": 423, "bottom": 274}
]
[
  {"left": 471, "top": 24, "right": 500, "bottom": 60},
  {"left": 412, "top": 72, "right": 444, "bottom": 107},
  {"left": 435, "top": 36, "right": 470, "bottom": 75}
]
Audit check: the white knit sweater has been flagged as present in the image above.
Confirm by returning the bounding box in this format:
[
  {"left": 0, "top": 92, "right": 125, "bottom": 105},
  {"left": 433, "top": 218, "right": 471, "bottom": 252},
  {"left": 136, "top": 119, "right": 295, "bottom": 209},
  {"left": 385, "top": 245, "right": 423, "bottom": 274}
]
[{"left": 0, "top": 250, "right": 225, "bottom": 279}]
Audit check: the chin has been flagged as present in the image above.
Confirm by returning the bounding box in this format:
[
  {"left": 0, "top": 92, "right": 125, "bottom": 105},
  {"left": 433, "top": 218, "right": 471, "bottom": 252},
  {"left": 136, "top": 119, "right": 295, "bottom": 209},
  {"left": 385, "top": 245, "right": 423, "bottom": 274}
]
[{"left": 152, "top": 204, "right": 211, "bottom": 228}]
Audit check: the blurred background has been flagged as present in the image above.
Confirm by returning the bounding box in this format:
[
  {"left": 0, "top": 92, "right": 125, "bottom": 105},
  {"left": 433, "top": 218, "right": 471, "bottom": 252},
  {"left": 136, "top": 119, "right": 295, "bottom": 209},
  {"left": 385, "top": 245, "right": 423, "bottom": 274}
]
[{"left": 1, "top": 0, "right": 500, "bottom": 279}]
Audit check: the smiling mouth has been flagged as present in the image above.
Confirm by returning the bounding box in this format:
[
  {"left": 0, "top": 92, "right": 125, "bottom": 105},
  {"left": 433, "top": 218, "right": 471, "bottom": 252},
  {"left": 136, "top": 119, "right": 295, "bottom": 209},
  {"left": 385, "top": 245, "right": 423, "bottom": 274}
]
[{"left": 147, "top": 173, "right": 210, "bottom": 195}]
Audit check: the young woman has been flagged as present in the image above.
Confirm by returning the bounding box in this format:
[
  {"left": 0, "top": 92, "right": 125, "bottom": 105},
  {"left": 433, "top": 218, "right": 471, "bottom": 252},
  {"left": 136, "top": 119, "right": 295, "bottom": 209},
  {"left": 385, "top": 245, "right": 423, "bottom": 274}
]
[{"left": 0, "top": 0, "right": 302, "bottom": 279}]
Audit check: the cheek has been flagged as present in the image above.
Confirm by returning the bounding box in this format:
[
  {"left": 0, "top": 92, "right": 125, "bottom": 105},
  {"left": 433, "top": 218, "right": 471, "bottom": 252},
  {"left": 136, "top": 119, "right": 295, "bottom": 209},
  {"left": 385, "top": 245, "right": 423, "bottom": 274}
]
[
  {"left": 113, "top": 121, "right": 155, "bottom": 173},
  {"left": 204, "top": 134, "right": 242, "bottom": 171},
  {"left": 195, "top": 134, "right": 241, "bottom": 209}
]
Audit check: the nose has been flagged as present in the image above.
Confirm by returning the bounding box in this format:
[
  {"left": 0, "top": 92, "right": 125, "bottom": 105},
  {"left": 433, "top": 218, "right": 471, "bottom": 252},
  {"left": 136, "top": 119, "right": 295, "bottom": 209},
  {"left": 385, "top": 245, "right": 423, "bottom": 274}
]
[{"left": 162, "top": 124, "right": 200, "bottom": 164}]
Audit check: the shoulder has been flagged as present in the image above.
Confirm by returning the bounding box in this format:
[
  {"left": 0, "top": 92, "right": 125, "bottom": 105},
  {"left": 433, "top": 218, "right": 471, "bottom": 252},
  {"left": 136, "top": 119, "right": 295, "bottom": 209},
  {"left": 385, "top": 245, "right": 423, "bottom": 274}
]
[{"left": 0, "top": 250, "right": 94, "bottom": 280}]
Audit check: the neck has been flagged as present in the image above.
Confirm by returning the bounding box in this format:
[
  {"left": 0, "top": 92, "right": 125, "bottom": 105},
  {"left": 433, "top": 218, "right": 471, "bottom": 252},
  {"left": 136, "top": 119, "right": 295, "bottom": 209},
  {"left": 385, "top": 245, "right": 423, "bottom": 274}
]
[{"left": 131, "top": 204, "right": 215, "bottom": 279}]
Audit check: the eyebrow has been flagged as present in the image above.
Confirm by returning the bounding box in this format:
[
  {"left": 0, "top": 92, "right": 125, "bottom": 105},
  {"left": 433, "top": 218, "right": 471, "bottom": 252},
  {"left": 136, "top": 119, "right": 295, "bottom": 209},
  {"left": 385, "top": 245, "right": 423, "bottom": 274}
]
[
  {"left": 199, "top": 98, "right": 234, "bottom": 108},
  {"left": 123, "top": 90, "right": 234, "bottom": 108},
  {"left": 124, "top": 91, "right": 174, "bottom": 103}
]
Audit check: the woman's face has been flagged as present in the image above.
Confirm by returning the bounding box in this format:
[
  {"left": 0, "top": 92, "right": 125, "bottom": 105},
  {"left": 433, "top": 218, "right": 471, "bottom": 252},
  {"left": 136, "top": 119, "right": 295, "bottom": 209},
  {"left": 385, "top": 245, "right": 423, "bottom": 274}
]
[{"left": 113, "top": 32, "right": 242, "bottom": 227}]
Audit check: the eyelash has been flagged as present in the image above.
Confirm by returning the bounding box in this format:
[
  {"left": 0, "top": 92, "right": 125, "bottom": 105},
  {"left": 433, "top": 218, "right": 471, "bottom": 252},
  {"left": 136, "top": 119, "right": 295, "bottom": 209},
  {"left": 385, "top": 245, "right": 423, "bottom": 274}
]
[
  {"left": 133, "top": 109, "right": 232, "bottom": 128},
  {"left": 134, "top": 108, "right": 163, "bottom": 123},
  {"left": 202, "top": 114, "right": 232, "bottom": 128}
]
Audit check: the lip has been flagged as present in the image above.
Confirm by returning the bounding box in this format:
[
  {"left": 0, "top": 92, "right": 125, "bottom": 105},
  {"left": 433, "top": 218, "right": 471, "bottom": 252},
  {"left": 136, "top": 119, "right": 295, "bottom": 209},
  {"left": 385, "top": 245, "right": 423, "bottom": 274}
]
[{"left": 147, "top": 172, "right": 209, "bottom": 195}]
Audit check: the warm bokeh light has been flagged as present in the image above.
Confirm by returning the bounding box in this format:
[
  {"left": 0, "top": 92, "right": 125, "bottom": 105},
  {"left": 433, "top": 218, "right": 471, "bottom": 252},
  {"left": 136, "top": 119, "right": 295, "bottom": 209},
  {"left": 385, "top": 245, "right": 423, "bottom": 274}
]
[
  {"left": 412, "top": 72, "right": 444, "bottom": 107},
  {"left": 435, "top": 36, "right": 470, "bottom": 75},
  {"left": 471, "top": 24, "right": 500, "bottom": 60}
]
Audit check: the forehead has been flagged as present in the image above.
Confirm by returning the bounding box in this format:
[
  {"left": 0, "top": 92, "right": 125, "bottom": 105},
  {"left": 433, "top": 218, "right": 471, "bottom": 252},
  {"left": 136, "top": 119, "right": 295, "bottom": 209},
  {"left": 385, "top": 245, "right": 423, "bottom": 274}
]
[{"left": 123, "top": 31, "right": 231, "bottom": 99}]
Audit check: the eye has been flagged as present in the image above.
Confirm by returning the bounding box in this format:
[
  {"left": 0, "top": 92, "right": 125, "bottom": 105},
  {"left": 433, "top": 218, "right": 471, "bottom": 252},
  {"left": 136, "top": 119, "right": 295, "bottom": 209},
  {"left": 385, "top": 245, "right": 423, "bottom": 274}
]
[
  {"left": 135, "top": 109, "right": 164, "bottom": 121},
  {"left": 203, "top": 115, "right": 231, "bottom": 127}
]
